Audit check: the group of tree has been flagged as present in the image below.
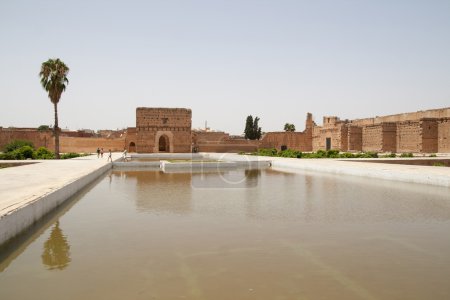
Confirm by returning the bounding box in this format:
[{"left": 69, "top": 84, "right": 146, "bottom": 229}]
[
  {"left": 244, "top": 115, "right": 262, "bottom": 140},
  {"left": 244, "top": 117, "right": 298, "bottom": 138},
  {"left": 284, "top": 123, "right": 296, "bottom": 132}
]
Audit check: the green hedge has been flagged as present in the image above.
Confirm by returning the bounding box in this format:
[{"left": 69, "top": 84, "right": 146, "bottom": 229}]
[
  {"left": 246, "top": 148, "right": 380, "bottom": 159},
  {"left": 0, "top": 140, "right": 88, "bottom": 160}
]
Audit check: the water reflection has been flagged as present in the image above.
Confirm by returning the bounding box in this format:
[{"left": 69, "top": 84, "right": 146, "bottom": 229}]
[{"left": 41, "top": 221, "right": 71, "bottom": 270}]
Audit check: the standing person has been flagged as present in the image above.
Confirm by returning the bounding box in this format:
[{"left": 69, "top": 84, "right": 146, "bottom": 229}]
[
  {"left": 96, "top": 147, "right": 100, "bottom": 158},
  {"left": 107, "top": 149, "right": 112, "bottom": 162},
  {"left": 123, "top": 148, "right": 128, "bottom": 162},
  {"left": 100, "top": 148, "right": 104, "bottom": 158}
]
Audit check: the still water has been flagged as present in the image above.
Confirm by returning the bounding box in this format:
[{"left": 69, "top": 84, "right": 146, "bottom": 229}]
[{"left": 1, "top": 169, "right": 450, "bottom": 300}]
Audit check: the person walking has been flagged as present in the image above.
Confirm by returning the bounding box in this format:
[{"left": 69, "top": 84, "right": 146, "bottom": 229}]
[
  {"left": 107, "top": 149, "right": 113, "bottom": 162},
  {"left": 100, "top": 148, "right": 104, "bottom": 158},
  {"left": 96, "top": 147, "right": 100, "bottom": 158}
]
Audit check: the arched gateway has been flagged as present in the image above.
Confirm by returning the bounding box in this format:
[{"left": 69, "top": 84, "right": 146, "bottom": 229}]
[{"left": 158, "top": 135, "right": 169, "bottom": 152}]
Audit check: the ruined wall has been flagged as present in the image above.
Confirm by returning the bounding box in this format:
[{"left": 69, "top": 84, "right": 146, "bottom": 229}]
[
  {"left": 0, "top": 128, "right": 53, "bottom": 150},
  {"left": 260, "top": 132, "right": 312, "bottom": 151},
  {"left": 396, "top": 121, "right": 421, "bottom": 153},
  {"left": 362, "top": 125, "right": 384, "bottom": 152},
  {"left": 0, "top": 128, "right": 126, "bottom": 153},
  {"left": 438, "top": 118, "right": 450, "bottom": 153},
  {"left": 197, "top": 139, "right": 259, "bottom": 153},
  {"left": 193, "top": 131, "right": 230, "bottom": 143},
  {"left": 136, "top": 108, "right": 192, "bottom": 153},
  {"left": 421, "top": 119, "right": 438, "bottom": 153},
  {"left": 381, "top": 123, "right": 397, "bottom": 153},
  {"left": 312, "top": 124, "right": 345, "bottom": 151},
  {"left": 351, "top": 107, "right": 450, "bottom": 126},
  {"left": 125, "top": 127, "right": 137, "bottom": 152},
  {"left": 59, "top": 137, "right": 125, "bottom": 153},
  {"left": 347, "top": 125, "right": 362, "bottom": 152}
]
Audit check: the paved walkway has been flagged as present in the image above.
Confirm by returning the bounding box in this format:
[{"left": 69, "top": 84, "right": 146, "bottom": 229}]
[{"left": 0, "top": 154, "right": 122, "bottom": 219}]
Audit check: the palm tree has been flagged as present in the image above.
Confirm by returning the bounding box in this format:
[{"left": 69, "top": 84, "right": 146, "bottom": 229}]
[{"left": 39, "top": 59, "right": 69, "bottom": 159}]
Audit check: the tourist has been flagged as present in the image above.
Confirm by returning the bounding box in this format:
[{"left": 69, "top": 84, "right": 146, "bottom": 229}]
[
  {"left": 96, "top": 147, "right": 100, "bottom": 158},
  {"left": 100, "top": 148, "right": 104, "bottom": 158},
  {"left": 123, "top": 148, "right": 128, "bottom": 162},
  {"left": 107, "top": 149, "right": 112, "bottom": 162}
]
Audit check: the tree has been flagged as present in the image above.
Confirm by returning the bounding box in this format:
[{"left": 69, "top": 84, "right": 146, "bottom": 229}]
[
  {"left": 39, "top": 59, "right": 69, "bottom": 159},
  {"left": 244, "top": 115, "right": 262, "bottom": 140},
  {"left": 37, "top": 125, "right": 51, "bottom": 132},
  {"left": 244, "top": 115, "right": 254, "bottom": 139},
  {"left": 284, "top": 123, "right": 296, "bottom": 132}
]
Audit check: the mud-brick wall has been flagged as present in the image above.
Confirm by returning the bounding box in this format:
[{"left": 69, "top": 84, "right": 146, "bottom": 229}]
[
  {"left": 197, "top": 139, "right": 259, "bottom": 153},
  {"left": 347, "top": 125, "right": 362, "bottom": 152},
  {"left": 312, "top": 126, "right": 343, "bottom": 151},
  {"left": 125, "top": 127, "right": 137, "bottom": 152},
  {"left": 136, "top": 130, "right": 156, "bottom": 153},
  {"left": 340, "top": 125, "right": 348, "bottom": 151},
  {"left": 438, "top": 118, "right": 450, "bottom": 153},
  {"left": 260, "top": 132, "right": 312, "bottom": 152},
  {"left": 136, "top": 108, "right": 192, "bottom": 153},
  {"left": 0, "top": 128, "right": 53, "bottom": 150},
  {"left": 59, "top": 137, "right": 125, "bottom": 153},
  {"left": 362, "top": 125, "right": 384, "bottom": 152},
  {"left": 396, "top": 121, "right": 421, "bottom": 153},
  {"left": 381, "top": 123, "right": 397, "bottom": 153},
  {"left": 421, "top": 119, "right": 438, "bottom": 153}
]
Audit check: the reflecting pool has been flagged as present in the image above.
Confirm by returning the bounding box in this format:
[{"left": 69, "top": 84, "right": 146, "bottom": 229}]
[{"left": 1, "top": 169, "right": 450, "bottom": 300}]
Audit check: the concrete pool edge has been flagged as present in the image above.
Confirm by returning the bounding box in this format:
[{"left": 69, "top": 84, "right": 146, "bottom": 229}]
[
  {"left": 203, "top": 153, "right": 450, "bottom": 188},
  {"left": 0, "top": 154, "right": 122, "bottom": 247}
]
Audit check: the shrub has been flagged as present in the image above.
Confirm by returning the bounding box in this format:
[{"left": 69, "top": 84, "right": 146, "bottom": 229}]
[
  {"left": 255, "top": 148, "right": 278, "bottom": 157},
  {"left": 433, "top": 162, "right": 445, "bottom": 167},
  {"left": 381, "top": 153, "right": 396, "bottom": 158},
  {"left": 2, "top": 145, "right": 36, "bottom": 160},
  {"left": 4, "top": 140, "right": 34, "bottom": 153},
  {"left": 35, "top": 147, "right": 55, "bottom": 159},
  {"left": 0, "top": 152, "right": 18, "bottom": 160},
  {"left": 400, "top": 152, "right": 413, "bottom": 158},
  {"left": 430, "top": 153, "right": 437, "bottom": 157},
  {"left": 60, "top": 152, "right": 82, "bottom": 159},
  {"left": 339, "top": 152, "right": 356, "bottom": 158},
  {"left": 326, "top": 149, "right": 340, "bottom": 158},
  {"left": 17, "top": 146, "right": 35, "bottom": 159},
  {"left": 315, "top": 150, "right": 326, "bottom": 158},
  {"left": 278, "top": 149, "right": 302, "bottom": 158}
]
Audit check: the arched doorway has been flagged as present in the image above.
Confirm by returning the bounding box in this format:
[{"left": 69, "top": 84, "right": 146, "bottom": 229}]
[
  {"left": 129, "top": 142, "right": 136, "bottom": 153},
  {"left": 158, "top": 135, "right": 169, "bottom": 152}
]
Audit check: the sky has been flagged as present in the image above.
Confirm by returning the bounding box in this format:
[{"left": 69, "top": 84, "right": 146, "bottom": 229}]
[{"left": 1, "top": 0, "right": 449, "bottom": 134}]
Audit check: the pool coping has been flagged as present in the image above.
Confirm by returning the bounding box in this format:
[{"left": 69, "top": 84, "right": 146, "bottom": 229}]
[{"left": 204, "top": 153, "right": 450, "bottom": 188}]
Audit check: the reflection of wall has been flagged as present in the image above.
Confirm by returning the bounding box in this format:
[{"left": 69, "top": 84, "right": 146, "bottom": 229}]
[{"left": 119, "top": 171, "right": 193, "bottom": 214}]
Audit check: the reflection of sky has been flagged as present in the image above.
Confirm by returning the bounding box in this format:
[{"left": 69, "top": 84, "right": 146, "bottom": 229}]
[{"left": 2, "top": 169, "right": 450, "bottom": 299}]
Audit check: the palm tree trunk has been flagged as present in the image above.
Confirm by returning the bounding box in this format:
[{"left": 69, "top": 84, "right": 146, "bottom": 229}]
[{"left": 53, "top": 102, "right": 60, "bottom": 159}]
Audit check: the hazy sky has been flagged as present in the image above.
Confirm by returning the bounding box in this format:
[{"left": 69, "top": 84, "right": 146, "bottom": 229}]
[{"left": 1, "top": 0, "right": 449, "bottom": 134}]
